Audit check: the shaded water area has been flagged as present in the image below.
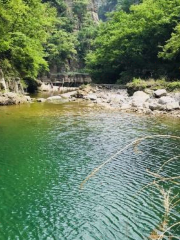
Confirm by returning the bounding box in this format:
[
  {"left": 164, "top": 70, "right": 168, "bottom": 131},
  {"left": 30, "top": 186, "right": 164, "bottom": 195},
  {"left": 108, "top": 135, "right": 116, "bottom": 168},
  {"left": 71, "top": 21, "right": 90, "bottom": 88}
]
[{"left": 0, "top": 101, "right": 180, "bottom": 239}]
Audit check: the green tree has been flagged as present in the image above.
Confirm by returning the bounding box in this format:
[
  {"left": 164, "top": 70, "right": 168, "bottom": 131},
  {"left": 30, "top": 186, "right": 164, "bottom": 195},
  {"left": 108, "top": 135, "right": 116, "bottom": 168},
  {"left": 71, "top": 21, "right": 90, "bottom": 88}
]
[
  {"left": 0, "top": 0, "right": 56, "bottom": 78},
  {"left": 86, "top": 0, "right": 180, "bottom": 83}
]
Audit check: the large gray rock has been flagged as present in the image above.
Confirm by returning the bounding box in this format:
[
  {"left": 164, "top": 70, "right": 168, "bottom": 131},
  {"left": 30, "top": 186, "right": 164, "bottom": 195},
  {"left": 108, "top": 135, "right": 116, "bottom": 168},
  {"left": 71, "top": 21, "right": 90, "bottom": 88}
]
[
  {"left": 154, "top": 89, "right": 167, "bottom": 98},
  {"left": 132, "top": 91, "right": 149, "bottom": 107},
  {"left": 158, "top": 96, "right": 179, "bottom": 110},
  {"left": 166, "top": 102, "right": 179, "bottom": 111},
  {"left": 158, "top": 96, "right": 176, "bottom": 105},
  {"left": 149, "top": 102, "right": 165, "bottom": 111}
]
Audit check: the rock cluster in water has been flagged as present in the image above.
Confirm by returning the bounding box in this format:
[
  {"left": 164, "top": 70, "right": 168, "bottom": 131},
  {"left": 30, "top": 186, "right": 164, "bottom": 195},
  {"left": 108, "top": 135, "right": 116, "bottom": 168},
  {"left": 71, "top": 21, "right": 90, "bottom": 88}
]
[{"left": 74, "top": 85, "right": 180, "bottom": 118}]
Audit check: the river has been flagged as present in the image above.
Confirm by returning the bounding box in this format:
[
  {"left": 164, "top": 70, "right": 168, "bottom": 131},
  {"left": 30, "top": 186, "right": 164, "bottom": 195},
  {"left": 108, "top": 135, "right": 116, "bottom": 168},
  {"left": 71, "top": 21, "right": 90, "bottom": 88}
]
[{"left": 0, "top": 101, "right": 180, "bottom": 239}]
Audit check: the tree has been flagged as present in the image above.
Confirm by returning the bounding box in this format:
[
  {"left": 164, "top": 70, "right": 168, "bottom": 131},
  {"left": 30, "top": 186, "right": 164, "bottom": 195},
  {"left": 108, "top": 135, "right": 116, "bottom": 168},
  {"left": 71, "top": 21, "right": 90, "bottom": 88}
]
[
  {"left": 86, "top": 0, "right": 180, "bottom": 83},
  {"left": 0, "top": 0, "right": 56, "bottom": 78}
]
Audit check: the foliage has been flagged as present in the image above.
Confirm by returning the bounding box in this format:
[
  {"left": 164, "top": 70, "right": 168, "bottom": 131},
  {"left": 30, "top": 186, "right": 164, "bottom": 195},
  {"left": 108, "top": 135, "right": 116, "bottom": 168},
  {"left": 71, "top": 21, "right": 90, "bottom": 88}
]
[
  {"left": 86, "top": 0, "right": 180, "bottom": 83},
  {"left": 98, "top": 0, "right": 141, "bottom": 20},
  {"left": 46, "top": 29, "right": 78, "bottom": 71},
  {"left": 0, "top": 0, "right": 56, "bottom": 79},
  {"left": 72, "top": 0, "right": 88, "bottom": 21},
  {"left": 126, "top": 78, "right": 180, "bottom": 93}
]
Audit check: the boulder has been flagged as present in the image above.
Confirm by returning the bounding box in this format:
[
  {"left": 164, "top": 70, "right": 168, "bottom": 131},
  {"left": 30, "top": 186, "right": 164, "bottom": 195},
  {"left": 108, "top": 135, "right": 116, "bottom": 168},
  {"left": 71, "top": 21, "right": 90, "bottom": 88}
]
[
  {"left": 47, "top": 96, "right": 62, "bottom": 102},
  {"left": 154, "top": 89, "right": 167, "bottom": 98},
  {"left": 166, "top": 102, "right": 179, "bottom": 111},
  {"left": 158, "top": 96, "right": 176, "bottom": 105},
  {"left": 149, "top": 103, "right": 165, "bottom": 111},
  {"left": 132, "top": 91, "right": 149, "bottom": 107}
]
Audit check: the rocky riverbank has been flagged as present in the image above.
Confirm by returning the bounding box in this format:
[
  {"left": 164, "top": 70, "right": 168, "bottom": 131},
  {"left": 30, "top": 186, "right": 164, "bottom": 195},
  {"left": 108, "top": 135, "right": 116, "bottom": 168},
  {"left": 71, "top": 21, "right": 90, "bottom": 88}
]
[
  {"left": 73, "top": 85, "right": 180, "bottom": 117},
  {"left": 1, "top": 84, "right": 180, "bottom": 118},
  {"left": 43, "top": 84, "right": 179, "bottom": 118},
  {"left": 76, "top": 85, "right": 180, "bottom": 117}
]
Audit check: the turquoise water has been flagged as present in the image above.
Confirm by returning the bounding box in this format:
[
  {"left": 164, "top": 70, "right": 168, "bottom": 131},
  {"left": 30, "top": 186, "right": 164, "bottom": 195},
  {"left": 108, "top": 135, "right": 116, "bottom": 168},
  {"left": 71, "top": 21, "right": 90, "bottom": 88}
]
[{"left": 0, "top": 102, "right": 180, "bottom": 240}]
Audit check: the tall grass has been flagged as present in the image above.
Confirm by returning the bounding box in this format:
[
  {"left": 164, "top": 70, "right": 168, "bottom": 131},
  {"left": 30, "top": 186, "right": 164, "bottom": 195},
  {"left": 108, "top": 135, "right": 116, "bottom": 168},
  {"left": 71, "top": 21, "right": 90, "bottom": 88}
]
[{"left": 80, "top": 135, "right": 180, "bottom": 239}]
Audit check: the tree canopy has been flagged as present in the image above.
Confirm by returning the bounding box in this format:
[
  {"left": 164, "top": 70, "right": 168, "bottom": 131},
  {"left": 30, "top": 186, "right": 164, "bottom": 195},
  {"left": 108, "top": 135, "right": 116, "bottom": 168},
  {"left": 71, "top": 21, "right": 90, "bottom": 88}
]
[{"left": 86, "top": 0, "right": 180, "bottom": 83}]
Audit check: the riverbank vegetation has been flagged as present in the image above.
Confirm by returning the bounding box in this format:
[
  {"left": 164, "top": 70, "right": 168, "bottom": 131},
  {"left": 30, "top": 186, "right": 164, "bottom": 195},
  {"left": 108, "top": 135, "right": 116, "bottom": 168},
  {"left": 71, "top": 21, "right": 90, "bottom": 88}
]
[
  {"left": 86, "top": 0, "right": 180, "bottom": 84},
  {"left": 127, "top": 78, "right": 180, "bottom": 93}
]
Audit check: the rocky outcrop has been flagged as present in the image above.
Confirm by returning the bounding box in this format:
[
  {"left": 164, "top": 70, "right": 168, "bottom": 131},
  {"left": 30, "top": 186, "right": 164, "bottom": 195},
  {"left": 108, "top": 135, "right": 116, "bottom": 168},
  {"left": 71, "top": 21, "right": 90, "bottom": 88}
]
[
  {"left": 0, "top": 70, "right": 31, "bottom": 105},
  {"left": 0, "top": 92, "right": 31, "bottom": 105},
  {"left": 0, "top": 70, "right": 24, "bottom": 94}
]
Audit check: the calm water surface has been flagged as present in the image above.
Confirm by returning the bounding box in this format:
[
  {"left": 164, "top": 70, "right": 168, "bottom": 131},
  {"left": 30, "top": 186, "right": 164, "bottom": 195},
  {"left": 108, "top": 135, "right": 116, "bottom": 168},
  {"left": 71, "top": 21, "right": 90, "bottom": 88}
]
[{"left": 0, "top": 102, "right": 180, "bottom": 240}]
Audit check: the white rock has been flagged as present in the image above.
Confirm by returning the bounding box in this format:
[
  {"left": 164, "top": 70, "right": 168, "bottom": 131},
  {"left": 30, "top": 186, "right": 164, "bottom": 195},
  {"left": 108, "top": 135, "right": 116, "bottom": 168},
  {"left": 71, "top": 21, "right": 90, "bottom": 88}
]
[
  {"left": 166, "top": 102, "right": 179, "bottom": 111},
  {"left": 158, "top": 96, "right": 176, "bottom": 105},
  {"left": 25, "top": 96, "right": 32, "bottom": 102},
  {"left": 132, "top": 91, "right": 149, "bottom": 107},
  {"left": 86, "top": 94, "right": 97, "bottom": 101},
  {"left": 154, "top": 89, "right": 167, "bottom": 98},
  {"left": 47, "top": 96, "right": 62, "bottom": 102},
  {"left": 60, "top": 91, "right": 77, "bottom": 99}
]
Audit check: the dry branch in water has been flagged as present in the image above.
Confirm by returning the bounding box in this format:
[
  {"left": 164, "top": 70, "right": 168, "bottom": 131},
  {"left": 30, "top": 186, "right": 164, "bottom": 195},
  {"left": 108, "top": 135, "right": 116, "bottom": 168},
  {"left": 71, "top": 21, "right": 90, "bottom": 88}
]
[{"left": 80, "top": 135, "right": 180, "bottom": 189}]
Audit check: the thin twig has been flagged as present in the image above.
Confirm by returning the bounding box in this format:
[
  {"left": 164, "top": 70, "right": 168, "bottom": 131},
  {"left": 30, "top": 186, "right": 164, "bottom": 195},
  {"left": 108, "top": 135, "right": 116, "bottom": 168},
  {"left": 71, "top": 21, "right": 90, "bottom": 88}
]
[
  {"left": 80, "top": 135, "right": 180, "bottom": 189},
  {"left": 157, "top": 222, "right": 180, "bottom": 240}
]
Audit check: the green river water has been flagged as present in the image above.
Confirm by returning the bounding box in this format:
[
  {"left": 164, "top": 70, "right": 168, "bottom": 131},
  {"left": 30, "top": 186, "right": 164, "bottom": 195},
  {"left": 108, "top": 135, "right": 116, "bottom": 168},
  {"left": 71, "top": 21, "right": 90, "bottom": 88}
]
[{"left": 0, "top": 101, "right": 180, "bottom": 240}]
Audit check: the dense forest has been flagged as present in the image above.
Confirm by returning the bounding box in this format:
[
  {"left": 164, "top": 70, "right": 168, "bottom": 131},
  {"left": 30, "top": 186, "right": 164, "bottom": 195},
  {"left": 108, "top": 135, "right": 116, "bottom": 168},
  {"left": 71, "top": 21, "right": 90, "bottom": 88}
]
[
  {"left": 87, "top": 0, "right": 180, "bottom": 83},
  {"left": 0, "top": 0, "right": 97, "bottom": 83},
  {"left": 0, "top": 0, "right": 180, "bottom": 86}
]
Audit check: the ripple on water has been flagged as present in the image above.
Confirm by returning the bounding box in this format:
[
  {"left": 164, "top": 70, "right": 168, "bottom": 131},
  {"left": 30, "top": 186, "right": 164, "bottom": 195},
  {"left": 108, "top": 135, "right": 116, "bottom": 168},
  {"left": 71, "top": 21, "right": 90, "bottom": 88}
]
[{"left": 0, "top": 102, "right": 180, "bottom": 239}]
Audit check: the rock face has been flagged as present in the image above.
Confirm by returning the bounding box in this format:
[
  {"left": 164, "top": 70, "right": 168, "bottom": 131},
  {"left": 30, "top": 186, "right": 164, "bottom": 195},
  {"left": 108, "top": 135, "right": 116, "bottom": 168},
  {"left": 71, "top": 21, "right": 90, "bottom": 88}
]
[
  {"left": 0, "top": 70, "right": 24, "bottom": 94},
  {"left": 0, "top": 70, "right": 7, "bottom": 91},
  {"left": 0, "top": 92, "right": 31, "bottom": 105}
]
